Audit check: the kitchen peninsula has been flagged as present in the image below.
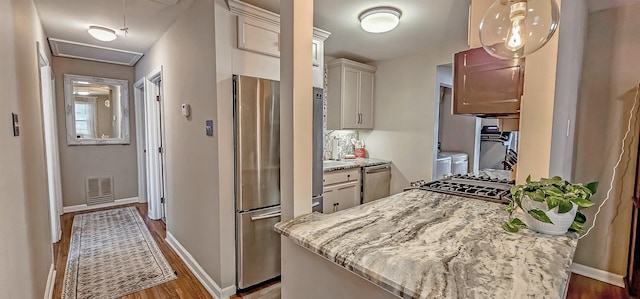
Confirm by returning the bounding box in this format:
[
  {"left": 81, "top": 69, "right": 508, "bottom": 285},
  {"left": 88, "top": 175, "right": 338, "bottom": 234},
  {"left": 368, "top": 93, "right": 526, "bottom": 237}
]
[{"left": 276, "top": 189, "right": 578, "bottom": 299}]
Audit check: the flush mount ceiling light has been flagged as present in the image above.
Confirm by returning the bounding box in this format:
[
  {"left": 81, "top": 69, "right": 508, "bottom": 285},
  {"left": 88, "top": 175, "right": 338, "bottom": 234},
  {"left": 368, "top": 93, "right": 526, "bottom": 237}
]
[
  {"left": 359, "top": 7, "right": 402, "bottom": 33},
  {"left": 479, "top": 0, "right": 559, "bottom": 59},
  {"left": 88, "top": 26, "right": 117, "bottom": 42}
]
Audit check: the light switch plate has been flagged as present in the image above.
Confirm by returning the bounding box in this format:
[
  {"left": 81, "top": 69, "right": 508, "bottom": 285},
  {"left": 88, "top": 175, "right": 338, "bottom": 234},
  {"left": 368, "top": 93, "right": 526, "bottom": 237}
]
[
  {"left": 205, "top": 120, "right": 214, "bottom": 136},
  {"left": 11, "top": 113, "right": 19, "bottom": 137}
]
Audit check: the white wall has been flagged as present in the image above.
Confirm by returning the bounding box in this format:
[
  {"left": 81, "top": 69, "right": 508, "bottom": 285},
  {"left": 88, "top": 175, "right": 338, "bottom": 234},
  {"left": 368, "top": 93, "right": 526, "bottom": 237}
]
[
  {"left": 0, "top": 0, "right": 54, "bottom": 297},
  {"left": 213, "top": 0, "right": 237, "bottom": 289},
  {"left": 516, "top": 0, "right": 562, "bottom": 182},
  {"left": 363, "top": 41, "right": 468, "bottom": 194},
  {"left": 572, "top": 3, "right": 640, "bottom": 276}
]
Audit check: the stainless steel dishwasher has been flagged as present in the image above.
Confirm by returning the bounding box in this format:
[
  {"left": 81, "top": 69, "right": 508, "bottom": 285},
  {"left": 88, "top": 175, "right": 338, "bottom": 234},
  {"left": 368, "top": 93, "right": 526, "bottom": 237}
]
[{"left": 362, "top": 164, "right": 391, "bottom": 203}]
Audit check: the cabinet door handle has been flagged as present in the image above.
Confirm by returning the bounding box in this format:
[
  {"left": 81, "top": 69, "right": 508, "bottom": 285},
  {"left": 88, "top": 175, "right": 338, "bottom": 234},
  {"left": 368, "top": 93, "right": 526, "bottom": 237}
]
[{"left": 358, "top": 113, "right": 362, "bottom": 124}]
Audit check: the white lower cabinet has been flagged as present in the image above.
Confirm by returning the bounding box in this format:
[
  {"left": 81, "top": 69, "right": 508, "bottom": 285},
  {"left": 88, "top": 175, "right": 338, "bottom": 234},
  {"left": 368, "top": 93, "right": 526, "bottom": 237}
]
[{"left": 323, "top": 168, "right": 361, "bottom": 214}]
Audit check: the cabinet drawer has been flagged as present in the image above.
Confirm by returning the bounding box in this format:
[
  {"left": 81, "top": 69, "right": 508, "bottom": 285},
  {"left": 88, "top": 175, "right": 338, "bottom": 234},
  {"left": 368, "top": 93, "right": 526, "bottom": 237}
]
[{"left": 323, "top": 168, "right": 359, "bottom": 186}]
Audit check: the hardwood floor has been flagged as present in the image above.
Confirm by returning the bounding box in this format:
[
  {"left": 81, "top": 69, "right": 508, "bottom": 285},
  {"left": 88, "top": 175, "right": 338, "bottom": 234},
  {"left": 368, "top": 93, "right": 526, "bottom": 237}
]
[
  {"left": 51, "top": 203, "right": 634, "bottom": 299},
  {"left": 52, "top": 203, "right": 213, "bottom": 299},
  {"left": 567, "top": 274, "right": 634, "bottom": 299}
]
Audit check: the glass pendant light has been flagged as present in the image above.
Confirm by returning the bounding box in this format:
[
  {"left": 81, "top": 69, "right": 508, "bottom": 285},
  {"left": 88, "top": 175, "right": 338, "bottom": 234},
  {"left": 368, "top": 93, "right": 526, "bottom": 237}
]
[{"left": 479, "top": 0, "right": 559, "bottom": 59}]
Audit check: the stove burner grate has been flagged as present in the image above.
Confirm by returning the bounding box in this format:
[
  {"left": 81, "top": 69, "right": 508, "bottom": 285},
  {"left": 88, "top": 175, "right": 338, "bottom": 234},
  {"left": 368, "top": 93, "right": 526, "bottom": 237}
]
[{"left": 419, "top": 175, "right": 513, "bottom": 204}]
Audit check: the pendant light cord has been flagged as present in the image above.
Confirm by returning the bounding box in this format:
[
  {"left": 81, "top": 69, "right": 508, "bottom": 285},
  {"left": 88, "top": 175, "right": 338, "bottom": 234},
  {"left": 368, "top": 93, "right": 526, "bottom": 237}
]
[
  {"left": 121, "top": 0, "right": 129, "bottom": 37},
  {"left": 580, "top": 83, "right": 640, "bottom": 239}
]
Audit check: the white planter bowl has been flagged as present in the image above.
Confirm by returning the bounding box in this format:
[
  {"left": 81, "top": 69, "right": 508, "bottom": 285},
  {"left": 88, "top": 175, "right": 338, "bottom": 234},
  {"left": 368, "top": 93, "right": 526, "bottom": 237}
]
[{"left": 521, "top": 197, "right": 577, "bottom": 235}]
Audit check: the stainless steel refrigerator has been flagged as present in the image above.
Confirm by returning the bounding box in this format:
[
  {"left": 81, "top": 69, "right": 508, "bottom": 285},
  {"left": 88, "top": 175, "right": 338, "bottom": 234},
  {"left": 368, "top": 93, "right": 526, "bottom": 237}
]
[
  {"left": 312, "top": 87, "right": 324, "bottom": 213},
  {"left": 234, "top": 75, "right": 324, "bottom": 290},
  {"left": 234, "top": 75, "right": 282, "bottom": 290}
]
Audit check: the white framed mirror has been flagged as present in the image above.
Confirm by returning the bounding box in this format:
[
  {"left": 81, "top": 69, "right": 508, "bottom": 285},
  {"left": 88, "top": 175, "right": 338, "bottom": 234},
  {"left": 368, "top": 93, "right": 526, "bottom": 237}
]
[{"left": 64, "top": 74, "right": 130, "bottom": 145}]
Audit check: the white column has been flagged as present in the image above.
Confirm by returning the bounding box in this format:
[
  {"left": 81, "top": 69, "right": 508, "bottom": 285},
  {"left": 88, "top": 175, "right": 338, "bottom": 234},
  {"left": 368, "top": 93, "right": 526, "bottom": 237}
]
[
  {"left": 280, "top": 0, "right": 314, "bottom": 220},
  {"left": 516, "top": 0, "right": 562, "bottom": 182}
]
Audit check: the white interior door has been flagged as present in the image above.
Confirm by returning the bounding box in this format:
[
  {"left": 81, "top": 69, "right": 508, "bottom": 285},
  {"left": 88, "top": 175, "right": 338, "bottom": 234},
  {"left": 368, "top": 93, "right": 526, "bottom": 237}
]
[
  {"left": 144, "top": 70, "right": 167, "bottom": 221},
  {"left": 40, "top": 63, "right": 63, "bottom": 243}
]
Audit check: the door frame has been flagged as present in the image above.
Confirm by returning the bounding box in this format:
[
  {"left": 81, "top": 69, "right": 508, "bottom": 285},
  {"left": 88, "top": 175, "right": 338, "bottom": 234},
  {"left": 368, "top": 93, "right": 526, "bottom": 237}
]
[
  {"left": 37, "top": 42, "right": 63, "bottom": 243},
  {"left": 134, "top": 78, "right": 147, "bottom": 204},
  {"left": 432, "top": 64, "right": 482, "bottom": 179},
  {"left": 142, "top": 67, "right": 168, "bottom": 221}
]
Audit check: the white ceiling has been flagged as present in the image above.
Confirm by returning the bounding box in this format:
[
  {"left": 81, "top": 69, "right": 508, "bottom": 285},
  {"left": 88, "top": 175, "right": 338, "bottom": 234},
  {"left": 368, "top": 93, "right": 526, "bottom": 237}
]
[
  {"left": 244, "top": 0, "right": 470, "bottom": 63},
  {"left": 34, "top": 0, "right": 640, "bottom": 66},
  {"left": 34, "top": 0, "right": 193, "bottom": 55}
]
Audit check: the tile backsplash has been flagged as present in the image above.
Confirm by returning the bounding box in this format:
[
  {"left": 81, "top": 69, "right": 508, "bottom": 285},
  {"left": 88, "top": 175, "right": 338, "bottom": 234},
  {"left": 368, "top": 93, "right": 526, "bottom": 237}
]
[
  {"left": 323, "top": 131, "right": 359, "bottom": 160},
  {"left": 322, "top": 64, "right": 360, "bottom": 160}
]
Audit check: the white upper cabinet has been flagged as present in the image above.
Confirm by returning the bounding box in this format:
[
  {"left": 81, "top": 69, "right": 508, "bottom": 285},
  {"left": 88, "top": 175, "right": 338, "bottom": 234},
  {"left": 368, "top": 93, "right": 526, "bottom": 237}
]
[
  {"left": 229, "top": 0, "right": 330, "bottom": 88},
  {"left": 326, "top": 58, "right": 376, "bottom": 130},
  {"left": 237, "top": 15, "right": 280, "bottom": 58}
]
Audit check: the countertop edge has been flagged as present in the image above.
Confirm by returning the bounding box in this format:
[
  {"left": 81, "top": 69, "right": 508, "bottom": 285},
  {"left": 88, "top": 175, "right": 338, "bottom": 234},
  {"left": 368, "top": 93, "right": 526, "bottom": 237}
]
[
  {"left": 276, "top": 220, "right": 417, "bottom": 299},
  {"left": 323, "top": 158, "right": 390, "bottom": 172},
  {"left": 274, "top": 191, "right": 579, "bottom": 299}
]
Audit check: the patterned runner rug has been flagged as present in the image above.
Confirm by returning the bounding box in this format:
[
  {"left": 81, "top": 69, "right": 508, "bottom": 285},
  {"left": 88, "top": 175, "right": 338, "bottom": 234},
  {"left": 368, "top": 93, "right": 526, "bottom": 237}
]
[{"left": 62, "top": 207, "right": 177, "bottom": 299}]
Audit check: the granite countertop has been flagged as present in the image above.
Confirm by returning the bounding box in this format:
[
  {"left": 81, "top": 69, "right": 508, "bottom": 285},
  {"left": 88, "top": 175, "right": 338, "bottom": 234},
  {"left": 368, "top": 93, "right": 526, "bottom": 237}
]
[
  {"left": 323, "top": 158, "right": 390, "bottom": 172},
  {"left": 275, "top": 189, "right": 578, "bottom": 299}
]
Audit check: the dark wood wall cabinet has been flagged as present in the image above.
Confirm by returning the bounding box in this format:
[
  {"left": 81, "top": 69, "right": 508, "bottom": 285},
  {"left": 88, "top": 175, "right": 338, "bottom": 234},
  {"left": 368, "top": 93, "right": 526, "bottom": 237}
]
[{"left": 453, "top": 47, "right": 525, "bottom": 117}]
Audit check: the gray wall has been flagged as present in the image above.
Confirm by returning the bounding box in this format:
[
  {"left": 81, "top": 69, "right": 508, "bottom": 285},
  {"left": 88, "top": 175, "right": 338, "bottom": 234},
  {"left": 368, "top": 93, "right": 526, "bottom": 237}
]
[
  {"left": 362, "top": 41, "right": 469, "bottom": 194},
  {"left": 549, "top": 0, "right": 589, "bottom": 179},
  {"left": 0, "top": 0, "right": 53, "bottom": 297},
  {"left": 135, "top": 0, "right": 230, "bottom": 288},
  {"left": 438, "top": 85, "right": 478, "bottom": 170},
  {"left": 52, "top": 57, "right": 138, "bottom": 207},
  {"left": 572, "top": 4, "right": 640, "bottom": 276}
]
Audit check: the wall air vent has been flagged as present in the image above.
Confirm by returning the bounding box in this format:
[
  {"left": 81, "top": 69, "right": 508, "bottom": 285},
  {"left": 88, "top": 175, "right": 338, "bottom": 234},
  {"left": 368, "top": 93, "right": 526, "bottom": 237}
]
[
  {"left": 48, "top": 38, "right": 143, "bottom": 66},
  {"left": 86, "top": 177, "right": 114, "bottom": 206}
]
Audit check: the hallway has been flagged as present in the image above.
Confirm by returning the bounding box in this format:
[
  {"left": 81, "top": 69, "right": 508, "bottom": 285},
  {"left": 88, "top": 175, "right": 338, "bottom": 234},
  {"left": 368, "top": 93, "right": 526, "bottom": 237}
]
[{"left": 51, "top": 204, "right": 212, "bottom": 298}]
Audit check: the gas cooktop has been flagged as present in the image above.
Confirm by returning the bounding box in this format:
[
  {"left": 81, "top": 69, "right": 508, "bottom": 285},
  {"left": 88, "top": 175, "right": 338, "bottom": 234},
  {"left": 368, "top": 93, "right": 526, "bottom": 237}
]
[{"left": 419, "top": 174, "right": 514, "bottom": 204}]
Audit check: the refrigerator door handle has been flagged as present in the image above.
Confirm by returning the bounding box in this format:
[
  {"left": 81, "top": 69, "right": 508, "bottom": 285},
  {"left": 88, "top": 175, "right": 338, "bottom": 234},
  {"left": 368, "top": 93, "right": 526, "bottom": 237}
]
[{"left": 250, "top": 211, "right": 282, "bottom": 221}]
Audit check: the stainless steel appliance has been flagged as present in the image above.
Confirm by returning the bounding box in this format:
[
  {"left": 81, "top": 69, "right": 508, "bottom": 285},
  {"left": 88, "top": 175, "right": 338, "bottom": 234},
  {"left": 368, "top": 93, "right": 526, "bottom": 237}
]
[
  {"left": 418, "top": 174, "right": 513, "bottom": 204},
  {"left": 234, "top": 76, "right": 325, "bottom": 290},
  {"left": 234, "top": 75, "right": 281, "bottom": 290},
  {"left": 362, "top": 164, "right": 391, "bottom": 203},
  {"left": 479, "top": 125, "right": 519, "bottom": 170},
  {"left": 312, "top": 87, "right": 324, "bottom": 212}
]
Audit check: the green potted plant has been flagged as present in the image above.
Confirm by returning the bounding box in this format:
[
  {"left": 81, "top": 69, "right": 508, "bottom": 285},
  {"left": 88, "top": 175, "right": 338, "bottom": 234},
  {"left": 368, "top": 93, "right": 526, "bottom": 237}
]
[{"left": 503, "top": 176, "right": 598, "bottom": 235}]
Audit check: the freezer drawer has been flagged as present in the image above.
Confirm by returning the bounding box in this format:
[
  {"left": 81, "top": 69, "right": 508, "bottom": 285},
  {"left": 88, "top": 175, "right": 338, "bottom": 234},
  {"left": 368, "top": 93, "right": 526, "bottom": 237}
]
[
  {"left": 237, "top": 206, "right": 281, "bottom": 289},
  {"left": 363, "top": 164, "right": 391, "bottom": 204}
]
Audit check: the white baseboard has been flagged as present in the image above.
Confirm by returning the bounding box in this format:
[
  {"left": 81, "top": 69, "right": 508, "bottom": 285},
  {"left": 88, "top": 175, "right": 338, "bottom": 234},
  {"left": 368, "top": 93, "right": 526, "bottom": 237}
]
[
  {"left": 165, "top": 232, "right": 236, "bottom": 299},
  {"left": 571, "top": 262, "right": 626, "bottom": 288},
  {"left": 62, "top": 197, "right": 139, "bottom": 214},
  {"left": 44, "top": 263, "right": 56, "bottom": 299}
]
